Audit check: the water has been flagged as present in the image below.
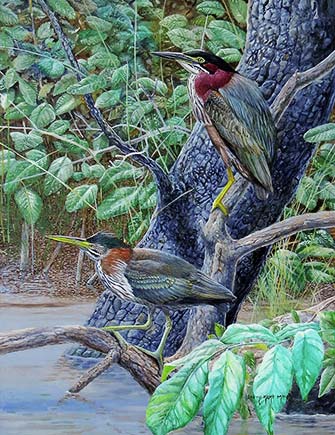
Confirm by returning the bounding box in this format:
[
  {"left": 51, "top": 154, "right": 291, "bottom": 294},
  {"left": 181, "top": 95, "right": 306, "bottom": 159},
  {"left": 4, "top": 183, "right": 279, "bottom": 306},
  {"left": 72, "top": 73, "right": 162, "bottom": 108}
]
[{"left": 0, "top": 293, "right": 334, "bottom": 435}]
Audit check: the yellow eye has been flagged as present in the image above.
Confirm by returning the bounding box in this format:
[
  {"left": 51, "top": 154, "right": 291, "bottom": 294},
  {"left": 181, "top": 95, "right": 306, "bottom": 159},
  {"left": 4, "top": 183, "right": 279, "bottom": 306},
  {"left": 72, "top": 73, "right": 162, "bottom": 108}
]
[{"left": 197, "top": 56, "right": 205, "bottom": 63}]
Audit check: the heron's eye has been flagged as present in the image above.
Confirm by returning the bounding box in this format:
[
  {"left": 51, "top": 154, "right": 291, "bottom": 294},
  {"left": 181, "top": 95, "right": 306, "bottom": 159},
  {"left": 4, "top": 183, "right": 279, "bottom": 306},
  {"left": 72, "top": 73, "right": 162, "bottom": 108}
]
[{"left": 197, "top": 56, "right": 205, "bottom": 63}]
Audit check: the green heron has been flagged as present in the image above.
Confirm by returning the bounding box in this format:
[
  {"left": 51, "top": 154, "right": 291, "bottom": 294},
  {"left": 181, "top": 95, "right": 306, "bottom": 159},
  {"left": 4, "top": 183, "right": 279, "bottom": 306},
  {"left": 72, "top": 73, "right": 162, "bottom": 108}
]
[
  {"left": 47, "top": 232, "right": 235, "bottom": 365},
  {"left": 153, "top": 50, "right": 276, "bottom": 214}
]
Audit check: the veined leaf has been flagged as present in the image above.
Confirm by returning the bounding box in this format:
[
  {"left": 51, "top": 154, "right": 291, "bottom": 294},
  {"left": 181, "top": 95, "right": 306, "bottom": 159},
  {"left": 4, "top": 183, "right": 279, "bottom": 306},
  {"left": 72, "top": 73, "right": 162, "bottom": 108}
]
[
  {"left": 47, "top": 120, "right": 70, "bottom": 135},
  {"left": 319, "top": 311, "right": 335, "bottom": 346},
  {"left": 14, "top": 187, "right": 42, "bottom": 224},
  {"left": 48, "top": 0, "right": 76, "bottom": 19},
  {"left": 297, "top": 244, "right": 335, "bottom": 258},
  {"left": 67, "top": 75, "right": 107, "bottom": 95},
  {"left": 146, "top": 356, "right": 209, "bottom": 435},
  {"left": 65, "top": 184, "right": 97, "bottom": 212},
  {"left": 292, "top": 329, "right": 324, "bottom": 400},
  {"left": 216, "top": 47, "right": 242, "bottom": 63},
  {"left": 19, "top": 79, "right": 37, "bottom": 105},
  {"left": 319, "top": 366, "right": 335, "bottom": 397},
  {"left": 82, "top": 162, "right": 105, "bottom": 179},
  {"left": 167, "top": 28, "right": 199, "bottom": 50},
  {"left": 275, "top": 322, "right": 320, "bottom": 341},
  {"left": 44, "top": 156, "right": 73, "bottom": 195},
  {"left": 99, "top": 161, "right": 144, "bottom": 192},
  {"left": 253, "top": 345, "right": 293, "bottom": 435},
  {"left": 221, "top": 323, "right": 278, "bottom": 345},
  {"left": 86, "top": 15, "right": 113, "bottom": 32},
  {"left": 0, "top": 5, "right": 18, "bottom": 25},
  {"left": 53, "top": 74, "right": 77, "bottom": 96},
  {"left": 55, "top": 94, "right": 80, "bottom": 115},
  {"left": 5, "top": 102, "right": 34, "bottom": 121},
  {"left": 30, "top": 103, "right": 56, "bottom": 128},
  {"left": 304, "top": 123, "right": 335, "bottom": 143},
  {"left": 87, "top": 51, "right": 120, "bottom": 69},
  {"left": 78, "top": 29, "right": 108, "bottom": 46},
  {"left": 38, "top": 57, "right": 65, "bottom": 79},
  {"left": 0, "top": 150, "right": 16, "bottom": 177},
  {"left": 4, "top": 68, "right": 19, "bottom": 89},
  {"left": 160, "top": 14, "right": 188, "bottom": 31},
  {"left": 13, "top": 53, "right": 36, "bottom": 72},
  {"left": 203, "top": 350, "right": 245, "bottom": 435},
  {"left": 111, "top": 65, "right": 129, "bottom": 87},
  {"left": 10, "top": 131, "right": 43, "bottom": 152},
  {"left": 96, "top": 186, "right": 139, "bottom": 219},
  {"left": 96, "top": 89, "right": 121, "bottom": 109},
  {"left": 207, "top": 20, "right": 246, "bottom": 49},
  {"left": 226, "top": 0, "right": 248, "bottom": 25},
  {"left": 197, "top": 1, "right": 225, "bottom": 17}
]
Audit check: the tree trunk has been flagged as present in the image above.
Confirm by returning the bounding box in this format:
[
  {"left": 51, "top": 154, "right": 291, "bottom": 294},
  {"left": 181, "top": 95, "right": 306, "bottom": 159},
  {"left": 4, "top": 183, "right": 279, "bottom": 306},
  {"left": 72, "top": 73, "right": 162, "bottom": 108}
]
[{"left": 70, "top": 0, "right": 335, "bottom": 359}]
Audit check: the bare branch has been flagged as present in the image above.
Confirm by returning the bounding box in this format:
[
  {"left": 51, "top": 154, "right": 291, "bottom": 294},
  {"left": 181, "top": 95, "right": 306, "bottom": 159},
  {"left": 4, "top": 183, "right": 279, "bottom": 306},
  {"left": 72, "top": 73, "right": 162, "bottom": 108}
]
[
  {"left": 35, "top": 0, "right": 171, "bottom": 196},
  {"left": 68, "top": 350, "right": 120, "bottom": 394},
  {"left": 234, "top": 211, "right": 335, "bottom": 258},
  {"left": 0, "top": 325, "right": 160, "bottom": 393},
  {"left": 271, "top": 49, "right": 335, "bottom": 123}
]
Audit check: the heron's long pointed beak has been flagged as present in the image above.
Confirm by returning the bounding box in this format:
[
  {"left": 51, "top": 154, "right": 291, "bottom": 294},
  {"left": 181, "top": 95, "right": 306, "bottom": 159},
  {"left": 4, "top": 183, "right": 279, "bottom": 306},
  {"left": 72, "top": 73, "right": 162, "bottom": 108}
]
[
  {"left": 46, "top": 235, "right": 93, "bottom": 250},
  {"left": 152, "top": 51, "right": 194, "bottom": 63}
]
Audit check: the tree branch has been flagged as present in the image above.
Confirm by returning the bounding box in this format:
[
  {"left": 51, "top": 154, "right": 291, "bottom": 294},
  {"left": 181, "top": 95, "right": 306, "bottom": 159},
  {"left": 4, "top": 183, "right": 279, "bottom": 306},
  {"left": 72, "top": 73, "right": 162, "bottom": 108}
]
[
  {"left": 0, "top": 325, "right": 160, "bottom": 393},
  {"left": 271, "top": 49, "right": 335, "bottom": 123},
  {"left": 35, "top": 0, "right": 171, "bottom": 197}
]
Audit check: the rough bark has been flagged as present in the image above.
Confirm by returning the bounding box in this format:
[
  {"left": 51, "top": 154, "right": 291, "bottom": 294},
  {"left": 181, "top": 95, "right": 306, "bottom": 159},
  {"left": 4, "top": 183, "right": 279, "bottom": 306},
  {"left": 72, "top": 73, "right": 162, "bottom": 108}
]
[{"left": 67, "top": 0, "right": 335, "bottom": 360}]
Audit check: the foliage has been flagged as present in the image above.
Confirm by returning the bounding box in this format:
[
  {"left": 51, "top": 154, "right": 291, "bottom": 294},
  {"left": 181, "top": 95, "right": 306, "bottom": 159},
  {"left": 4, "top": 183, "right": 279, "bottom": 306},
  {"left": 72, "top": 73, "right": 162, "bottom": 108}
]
[
  {"left": 0, "top": 0, "right": 247, "bottom": 246},
  {"left": 146, "top": 311, "right": 335, "bottom": 435}
]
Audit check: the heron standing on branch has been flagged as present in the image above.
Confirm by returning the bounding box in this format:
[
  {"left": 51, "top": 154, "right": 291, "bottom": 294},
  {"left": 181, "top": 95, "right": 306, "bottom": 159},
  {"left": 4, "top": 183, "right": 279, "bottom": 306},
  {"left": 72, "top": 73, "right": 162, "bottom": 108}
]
[{"left": 153, "top": 50, "right": 277, "bottom": 214}]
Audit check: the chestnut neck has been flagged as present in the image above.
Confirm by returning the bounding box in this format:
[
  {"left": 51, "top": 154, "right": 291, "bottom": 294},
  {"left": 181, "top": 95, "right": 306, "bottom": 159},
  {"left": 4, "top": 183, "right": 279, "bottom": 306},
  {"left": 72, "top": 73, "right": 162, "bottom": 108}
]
[
  {"left": 100, "top": 246, "right": 133, "bottom": 275},
  {"left": 194, "top": 67, "right": 234, "bottom": 101}
]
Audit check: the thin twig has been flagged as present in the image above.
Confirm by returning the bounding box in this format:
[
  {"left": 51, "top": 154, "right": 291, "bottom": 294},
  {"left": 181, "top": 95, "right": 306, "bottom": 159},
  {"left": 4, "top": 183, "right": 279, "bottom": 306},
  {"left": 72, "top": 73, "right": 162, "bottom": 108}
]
[
  {"left": 35, "top": 0, "right": 171, "bottom": 196},
  {"left": 271, "top": 49, "right": 335, "bottom": 123}
]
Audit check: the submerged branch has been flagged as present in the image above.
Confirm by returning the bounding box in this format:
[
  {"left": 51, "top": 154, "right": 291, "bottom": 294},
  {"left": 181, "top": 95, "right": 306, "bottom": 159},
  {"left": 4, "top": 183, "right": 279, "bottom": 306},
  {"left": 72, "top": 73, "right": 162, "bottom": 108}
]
[
  {"left": 36, "top": 0, "right": 171, "bottom": 196},
  {"left": 271, "top": 49, "right": 335, "bottom": 123}
]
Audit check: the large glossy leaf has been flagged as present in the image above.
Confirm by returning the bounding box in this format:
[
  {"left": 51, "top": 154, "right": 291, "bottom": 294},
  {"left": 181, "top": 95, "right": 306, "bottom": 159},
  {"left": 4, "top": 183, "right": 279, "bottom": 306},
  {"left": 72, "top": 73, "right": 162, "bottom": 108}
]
[
  {"left": 14, "top": 187, "right": 42, "bottom": 224},
  {"left": 221, "top": 324, "right": 278, "bottom": 345},
  {"left": 0, "top": 5, "right": 18, "bottom": 25},
  {"left": 304, "top": 123, "right": 335, "bottom": 143},
  {"left": 96, "top": 186, "right": 139, "bottom": 219},
  {"left": 47, "top": 120, "right": 71, "bottom": 135},
  {"left": 292, "top": 329, "right": 324, "bottom": 400},
  {"left": 253, "top": 345, "right": 293, "bottom": 435},
  {"left": 319, "top": 366, "right": 335, "bottom": 397},
  {"left": 167, "top": 28, "right": 199, "bottom": 50},
  {"left": 53, "top": 74, "right": 77, "bottom": 96},
  {"left": 86, "top": 15, "right": 113, "bottom": 32},
  {"left": 10, "top": 131, "right": 43, "bottom": 152},
  {"left": 0, "top": 150, "right": 16, "bottom": 177},
  {"left": 5, "top": 102, "right": 34, "bottom": 121},
  {"left": 207, "top": 20, "right": 245, "bottom": 49},
  {"left": 96, "top": 89, "right": 121, "bottom": 109},
  {"left": 275, "top": 322, "right": 320, "bottom": 341},
  {"left": 38, "top": 57, "right": 65, "bottom": 79},
  {"left": 216, "top": 47, "right": 242, "bottom": 63},
  {"left": 226, "top": 0, "right": 248, "bottom": 25},
  {"left": 160, "top": 14, "right": 188, "bottom": 30},
  {"left": 146, "top": 356, "right": 209, "bottom": 435},
  {"left": 99, "top": 161, "right": 144, "bottom": 192},
  {"left": 19, "top": 79, "right": 37, "bottom": 105},
  {"left": 67, "top": 75, "right": 107, "bottom": 95},
  {"left": 65, "top": 184, "right": 98, "bottom": 212},
  {"left": 203, "top": 350, "right": 245, "bottom": 435},
  {"left": 44, "top": 156, "right": 73, "bottom": 195},
  {"left": 55, "top": 94, "right": 80, "bottom": 115},
  {"left": 319, "top": 311, "right": 335, "bottom": 346},
  {"left": 30, "top": 103, "right": 56, "bottom": 128}
]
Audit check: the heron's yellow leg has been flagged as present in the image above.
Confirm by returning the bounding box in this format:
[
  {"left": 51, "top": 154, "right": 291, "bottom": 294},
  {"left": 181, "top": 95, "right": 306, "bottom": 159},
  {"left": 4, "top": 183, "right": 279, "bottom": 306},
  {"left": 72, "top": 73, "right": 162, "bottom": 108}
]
[
  {"left": 102, "top": 312, "right": 152, "bottom": 332},
  {"left": 212, "top": 167, "right": 235, "bottom": 215}
]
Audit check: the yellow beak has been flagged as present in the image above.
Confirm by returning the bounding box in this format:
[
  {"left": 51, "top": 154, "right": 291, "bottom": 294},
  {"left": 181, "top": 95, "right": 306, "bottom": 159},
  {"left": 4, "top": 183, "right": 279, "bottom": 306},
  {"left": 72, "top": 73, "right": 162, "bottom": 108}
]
[{"left": 46, "top": 235, "right": 93, "bottom": 250}]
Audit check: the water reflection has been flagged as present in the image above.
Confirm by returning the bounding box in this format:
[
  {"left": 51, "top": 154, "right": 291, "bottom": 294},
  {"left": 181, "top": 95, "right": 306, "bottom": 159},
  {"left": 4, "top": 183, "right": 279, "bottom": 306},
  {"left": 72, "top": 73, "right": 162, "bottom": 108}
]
[{"left": 0, "top": 294, "right": 334, "bottom": 434}]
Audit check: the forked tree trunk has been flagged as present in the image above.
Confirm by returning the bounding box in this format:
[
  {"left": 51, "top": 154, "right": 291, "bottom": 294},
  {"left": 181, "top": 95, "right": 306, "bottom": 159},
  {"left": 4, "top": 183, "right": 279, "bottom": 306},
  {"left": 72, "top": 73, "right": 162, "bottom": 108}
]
[{"left": 70, "top": 0, "right": 335, "bottom": 359}]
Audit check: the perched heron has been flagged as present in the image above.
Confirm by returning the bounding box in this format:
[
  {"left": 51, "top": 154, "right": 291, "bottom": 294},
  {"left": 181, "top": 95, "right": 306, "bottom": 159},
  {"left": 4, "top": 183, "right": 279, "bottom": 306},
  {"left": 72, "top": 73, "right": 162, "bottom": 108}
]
[
  {"left": 47, "top": 232, "right": 235, "bottom": 365},
  {"left": 153, "top": 50, "right": 276, "bottom": 214}
]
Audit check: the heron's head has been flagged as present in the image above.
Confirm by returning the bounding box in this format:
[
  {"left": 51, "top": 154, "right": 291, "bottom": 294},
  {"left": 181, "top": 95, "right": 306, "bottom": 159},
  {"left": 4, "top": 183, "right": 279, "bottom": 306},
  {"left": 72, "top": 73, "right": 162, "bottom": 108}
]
[
  {"left": 152, "top": 49, "right": 235, "bottom": 75},
  {"left": 46, "top": 232, "right": 129, "bottom": 261}
]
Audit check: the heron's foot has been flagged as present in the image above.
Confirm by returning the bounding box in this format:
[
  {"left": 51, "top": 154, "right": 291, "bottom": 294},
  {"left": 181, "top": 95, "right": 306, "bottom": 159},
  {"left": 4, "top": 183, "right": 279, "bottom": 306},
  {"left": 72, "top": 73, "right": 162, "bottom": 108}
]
[
  {"left": 102, "top": 312, "right": 152, "bottom": 332},
  {"left": 211, "top": 167, "right": 235, "bottom": 215}
]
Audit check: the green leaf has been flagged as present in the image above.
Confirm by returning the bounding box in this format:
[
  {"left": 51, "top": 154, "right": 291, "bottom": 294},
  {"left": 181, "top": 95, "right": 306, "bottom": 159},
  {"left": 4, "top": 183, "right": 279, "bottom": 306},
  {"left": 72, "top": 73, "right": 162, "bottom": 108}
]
[
  {"left": 10, "top": 131, "right": 43, "bottom": 152},
  {"left": 38, "top": 57, "right": 65, "bottom": 79},
  {"left": 67, "top": 75, "right": 107, "bottom": 95},
  {"left": 30, "top": 103, "right": 56, "bottom": 128},
  {"left": 203, "top": 350, "right": 245, "bottom": 435},
  {"left": 96, "top": 186, "right": 139, "bottom": 219},
  {"left": 0, "top": 5, "right": 18, "bottom": 25},
  {"left": 96, "top": 89, "right": 121, "bottom": 109},
  {"left": 37, "top": 22, "right": 54, "bottom": 39},
  {"left": 48, "top": 0, "right": 76, "bottom": 19},
  {"left": 111, "top": 65, "right": 129, "bottom": 87},
  {"left": 14, "top": 187, "right": 42, "bottom": 224},
  {"left": 269, "top": 249, "right": 306, "bottom": 293},
  {"left": 319, "top": 181, "right": 335, "bottom": 200},
  {"left": 13, "top": 53, "right": 36, "bottom": 72},
  {"left": 65, "top": 184, "right": 98, "bottom": 212},
  {"left": 99, "top": 161, "right": 144, "bottom": 192},
  {"left": 319, "top": 366, "right": 335, "bottom": 397},
  {"left": 292, "top": 329, "right": 324, "bottom": 400},
  {"left": 78, "top": 29, "right": 108, "bottom": 46},
  {"left": 44, "top": 156, "right": 73, "bottom": 195},
  {"left": 82, "top": 162, "right": 105, "bottom": 179},
  {"left": 253, "top": 345, "right": 293, "bottom": 435},
  {"left": 304, "top": 123, "right": 335, "bottom": 143},
  {"left": 226, "top": 0, "right": 248, "bottom": 24},
  {"left": 298, "top": 244, "right": 335, "bottom": 258},
  {"left": 0, "top": 150, "right": 16, "bottom": 177},
  {"left": 207, "top": 20, "right": 245, "bottom": 49},
  {"left": 5, "top": 102, "right": 34, "bottom": 121},
  {"left": 305, "top": 263, "right": 335, "bottom": 284},
  {"left": 216, "top": 47, "right": 242, "bottom": 63},
  {"left": 86, "top": 15, "right": 113, "bottom": 32},
  {"left": 4, "top": 68, "right": 19, "bottom": 89},
  {"left": 38, "top": 82, "right": 54, "bottom": 100},
  {"left": 295, "top": 176, "right": 318, "bottom": 210},
  {"left": 221, "top": 323, "right": 278, "bottom": 345},
  {"left": 167, "top": 28, "right": 199, "bottom": 50},
  {"left": 320, "top": 311, "right": 335, "bottom": 346},
  {"left": 135, "top": 77, "right": 168, "bottom": 96},
  {"left": 146, "top": 356, "right": 209, "bottom": 435},
  {"left": 55, "top": 94, "right": 80, "bottom": 115},
  {"left": 87, "top": 51, "right": 120, "bottom": 69},
  {"left": 18, "top": 79, "right": 37, "bottom": 106},
  {"left": 47, "top": 120, "right": 70, "bottom": 135},
  {"left": 275, "top": 323, "right": 320, "bottom": 341},
  {"left": 53, "top": 74, "right": 77, "bottom": 96},
  {"left": 196, "top": 1, "right": 225, "bottom": 17},
  {"left": 160, "top": 14, "right": 188, "bottom": 30}
]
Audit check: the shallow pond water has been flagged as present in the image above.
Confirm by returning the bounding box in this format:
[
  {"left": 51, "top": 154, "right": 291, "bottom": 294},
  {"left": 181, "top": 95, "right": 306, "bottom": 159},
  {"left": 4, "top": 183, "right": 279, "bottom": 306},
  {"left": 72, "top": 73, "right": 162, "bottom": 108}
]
[{"left": 0, "top": 293, "right": 335, "bottom": 435}]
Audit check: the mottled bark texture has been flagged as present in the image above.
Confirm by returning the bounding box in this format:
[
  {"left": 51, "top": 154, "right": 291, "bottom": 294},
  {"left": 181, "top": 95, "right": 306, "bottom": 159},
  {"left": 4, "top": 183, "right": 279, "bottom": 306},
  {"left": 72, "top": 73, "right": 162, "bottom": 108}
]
[{"left": 70, "top": 0, "right": 335, "bottom": 359}]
